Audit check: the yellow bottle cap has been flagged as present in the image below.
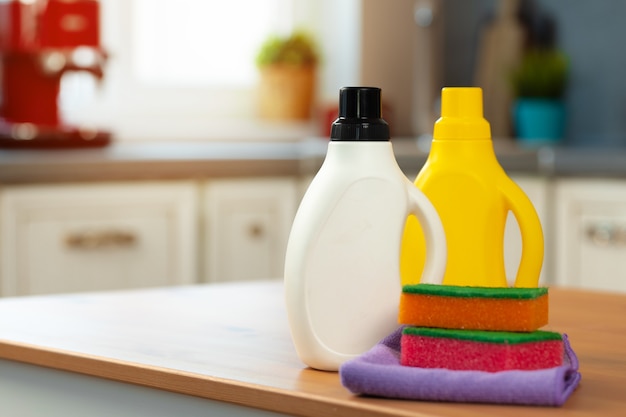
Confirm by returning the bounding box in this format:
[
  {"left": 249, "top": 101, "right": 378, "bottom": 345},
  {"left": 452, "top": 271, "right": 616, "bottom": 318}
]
[{"left": 433, "top": 87, "right": 491, "bottom": 140}]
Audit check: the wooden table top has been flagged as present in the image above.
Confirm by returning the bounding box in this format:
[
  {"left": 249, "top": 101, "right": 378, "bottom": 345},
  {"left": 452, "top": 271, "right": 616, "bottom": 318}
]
[{"left": 0, "top": 280, "right": 625, "bottom": 416}]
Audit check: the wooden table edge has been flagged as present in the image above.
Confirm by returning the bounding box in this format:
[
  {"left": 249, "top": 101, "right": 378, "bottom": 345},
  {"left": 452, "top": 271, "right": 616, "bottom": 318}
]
[{"left": 0, "top": 339, "right": 414, "bottom": 417}]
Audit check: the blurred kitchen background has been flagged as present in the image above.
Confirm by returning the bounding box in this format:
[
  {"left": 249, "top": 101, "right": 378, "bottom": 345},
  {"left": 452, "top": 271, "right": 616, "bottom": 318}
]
[
  {"left": 2, "top": 0, "right": 626, "bottom": 297},
  {"left": 48, "top": 0, "right": 626, "bottom": 147}
]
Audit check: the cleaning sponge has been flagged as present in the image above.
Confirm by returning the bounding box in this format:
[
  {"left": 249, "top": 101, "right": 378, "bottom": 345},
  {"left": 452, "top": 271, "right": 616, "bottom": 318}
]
[
  {"left": 399, "top": 284, "right": 548, "bottom": 332},
  {"left": 401, "top": 327, "right": 563, "bottom": 372}
]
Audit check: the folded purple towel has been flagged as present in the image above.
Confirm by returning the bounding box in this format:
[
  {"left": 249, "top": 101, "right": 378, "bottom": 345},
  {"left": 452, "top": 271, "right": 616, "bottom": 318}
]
[{"left": 340, "top": 327, "right": 581, "bottom": 406}]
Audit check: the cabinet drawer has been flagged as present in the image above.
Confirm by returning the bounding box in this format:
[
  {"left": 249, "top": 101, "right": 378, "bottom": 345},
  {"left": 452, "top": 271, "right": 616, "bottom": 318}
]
[
  {"left": 555, "top": 179, "right": 626, "bottom": 292},
  {"left": 0, "top": 182, "right": 198, "bottom": 296},
  {"left": 203, "top": 178, "right": 297, "bottom": 283}
]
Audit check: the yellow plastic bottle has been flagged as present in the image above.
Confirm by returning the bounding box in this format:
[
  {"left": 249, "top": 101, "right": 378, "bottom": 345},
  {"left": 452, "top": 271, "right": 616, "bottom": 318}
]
[{"left": 401, "top": 87, "right": 543, "bottom": 288}]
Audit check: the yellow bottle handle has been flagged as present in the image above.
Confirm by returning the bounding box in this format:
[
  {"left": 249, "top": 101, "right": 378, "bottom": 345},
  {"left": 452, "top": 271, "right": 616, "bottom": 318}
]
[
  {"left": 501, "top": 179, "right": 544, "bottom": 288},
  {"left": 404, "top": 182, "right": 447, "bottom": 285}
]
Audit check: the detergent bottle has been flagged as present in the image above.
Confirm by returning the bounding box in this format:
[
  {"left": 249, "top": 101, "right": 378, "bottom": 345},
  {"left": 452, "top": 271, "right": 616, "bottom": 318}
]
[
  {"left": 400, "top": 87, "right": 543, "bottom": 288},
  {"left": 284, "top": 87, "right": 446, "bottom": 371}
]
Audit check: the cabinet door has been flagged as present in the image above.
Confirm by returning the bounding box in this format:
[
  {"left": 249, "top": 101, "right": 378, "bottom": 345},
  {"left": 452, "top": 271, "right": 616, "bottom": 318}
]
[
  {"left": 0, "top": 182, "right": 198, "bottom": 296},
  {"left": 203, "top": 178, "right": 297, "bottom": 283},
  {"left": 555, "top": 179, "right": 626, "bottom": 292}
]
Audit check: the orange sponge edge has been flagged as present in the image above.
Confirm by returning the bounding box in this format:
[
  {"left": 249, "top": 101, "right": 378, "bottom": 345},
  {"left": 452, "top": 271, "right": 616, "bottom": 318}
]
[{"left": 398, "top": 292, "right": 549, "bottom": 332}]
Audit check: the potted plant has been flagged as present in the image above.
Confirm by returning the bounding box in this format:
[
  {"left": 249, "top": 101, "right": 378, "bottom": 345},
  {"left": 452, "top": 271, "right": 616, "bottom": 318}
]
[
  {"left": 510, "top": 47, "right": 568, "bottom": 145},
  {"left": 255, "top": 31, "right": 319, "bottom": 120}
]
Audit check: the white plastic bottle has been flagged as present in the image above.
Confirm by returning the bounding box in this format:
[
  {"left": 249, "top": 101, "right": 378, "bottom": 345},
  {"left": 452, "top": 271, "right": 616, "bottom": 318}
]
[{"left": 284, "top": 87, "right": 446, "bottom": 371}]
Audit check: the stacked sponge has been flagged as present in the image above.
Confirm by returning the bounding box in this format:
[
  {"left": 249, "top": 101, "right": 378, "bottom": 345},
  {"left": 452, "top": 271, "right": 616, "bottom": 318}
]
[{"left": 398, "top": 283, "right": 563, "bottom": 372}]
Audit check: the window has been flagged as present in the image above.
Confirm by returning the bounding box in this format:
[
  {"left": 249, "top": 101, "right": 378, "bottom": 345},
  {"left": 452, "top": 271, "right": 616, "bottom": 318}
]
[
  {"left": 132, "top": 0, "right": 287, "bottom": 87},
  {"left": 60, "top": 0, "right": 360, "bottom": 141}
]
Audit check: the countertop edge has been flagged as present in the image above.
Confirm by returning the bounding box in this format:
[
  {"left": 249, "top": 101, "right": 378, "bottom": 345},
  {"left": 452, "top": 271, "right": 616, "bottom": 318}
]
[
  {"left": 0, "top": 339, "right": 373, "bottom": 417},
  {"left": 7, "top": 138, "right": 626, "bottom": 184},
  {"left": 0, "top": 140, "right": 321, "bottom": 184}
]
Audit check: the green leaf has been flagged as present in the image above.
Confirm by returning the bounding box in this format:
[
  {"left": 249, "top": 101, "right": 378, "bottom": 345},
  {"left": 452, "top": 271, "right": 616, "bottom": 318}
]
[
  {"left": 255, "top": 30, "right": 319, "bottom": 68},
  {"left": 510, "top": 48, "right": 569, "bottom": 98}
]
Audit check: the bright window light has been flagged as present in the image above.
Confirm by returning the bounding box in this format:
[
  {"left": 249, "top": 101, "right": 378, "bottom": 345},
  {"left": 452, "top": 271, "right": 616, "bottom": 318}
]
[
  {"left": 131, "top": 0, "right": 287, "bottom": 87},
  {"left": 61, "top": 0, "right": 361, "bottom": 140}
]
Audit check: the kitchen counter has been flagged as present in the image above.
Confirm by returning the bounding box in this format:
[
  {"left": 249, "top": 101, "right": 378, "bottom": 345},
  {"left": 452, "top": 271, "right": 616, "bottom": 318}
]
[
  {"left": 0, "top": 141, "right": 315, "bottom": 184},
  {"left": 1, "top": 280, "right": 625, "bottom": 416},
  {"left": 2, "top": 138, "right": 624, "bottom": 184}
]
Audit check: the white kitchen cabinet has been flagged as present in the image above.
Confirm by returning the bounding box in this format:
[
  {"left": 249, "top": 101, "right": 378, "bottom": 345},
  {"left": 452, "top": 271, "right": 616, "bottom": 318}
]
[
  {"left": 0, "top": 182, "right": 198, "bottom": 296},
  {"left": 202, "top": 178, "right": 298, "bottom": 283},
  {"left": 554, "top": 178, "right": 626, "bottom": 292}
]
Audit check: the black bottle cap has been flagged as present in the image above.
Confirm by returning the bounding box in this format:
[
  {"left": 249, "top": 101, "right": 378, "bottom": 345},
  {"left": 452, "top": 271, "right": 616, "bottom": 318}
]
[{"left": 330, "top": 87, "right": 390, "bottom": 141}]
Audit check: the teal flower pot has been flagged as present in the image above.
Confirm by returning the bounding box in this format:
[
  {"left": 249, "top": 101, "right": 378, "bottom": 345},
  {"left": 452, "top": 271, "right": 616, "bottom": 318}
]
[{"left": 513, "top": 99, "right": 565, "bottom": 145}]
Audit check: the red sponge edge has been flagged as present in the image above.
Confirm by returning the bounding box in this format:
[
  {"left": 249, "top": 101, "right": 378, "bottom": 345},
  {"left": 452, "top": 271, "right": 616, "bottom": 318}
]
[{"left": 400, "top": 328, "right": 564, "bottom": 372}]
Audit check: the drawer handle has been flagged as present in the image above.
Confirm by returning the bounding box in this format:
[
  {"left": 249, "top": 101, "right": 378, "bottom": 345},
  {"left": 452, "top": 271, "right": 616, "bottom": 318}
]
[
  {"left": 248, "top": 223, "right": 265, "bottom": 238},
  {"left": 586, "top": 223, "right": 626, "bottom": 247},
  {"left": 586, "top": 223, "right": 614, "bottom": 246},
  {"left": 65, "top": 230, "right": 137, "bottom": 249}
]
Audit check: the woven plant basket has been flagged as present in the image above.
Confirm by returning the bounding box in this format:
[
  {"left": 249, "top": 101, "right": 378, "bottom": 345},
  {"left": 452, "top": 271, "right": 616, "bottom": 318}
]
[{"left": 257, "top": 65, "right": 315, "bottom": 120}]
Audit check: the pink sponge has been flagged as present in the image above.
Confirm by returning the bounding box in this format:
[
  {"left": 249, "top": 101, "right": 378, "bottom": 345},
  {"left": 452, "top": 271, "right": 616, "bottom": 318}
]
[{"left": 401, "top": 327, "right": 564, "bottom": 372}]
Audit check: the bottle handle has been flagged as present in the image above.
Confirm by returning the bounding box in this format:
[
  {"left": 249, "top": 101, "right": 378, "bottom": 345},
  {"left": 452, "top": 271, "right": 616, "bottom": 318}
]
[
  {"left": 404, "top": 182, "right": 447, "bottom": 284},
  {"left": 502, "top": 182, "right": 544, "bottom": 288}
]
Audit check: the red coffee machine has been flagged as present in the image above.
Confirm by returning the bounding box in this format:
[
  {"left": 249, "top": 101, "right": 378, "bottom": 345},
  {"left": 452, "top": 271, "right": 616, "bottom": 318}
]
[{"left": 0, "top": 0, "right": 110, "bottom": 148}]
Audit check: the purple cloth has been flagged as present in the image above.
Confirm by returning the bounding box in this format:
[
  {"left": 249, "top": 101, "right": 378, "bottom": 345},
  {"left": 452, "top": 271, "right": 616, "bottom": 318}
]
[{"left": 340, "top": 327, "right": 581, "bottom": 406}]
